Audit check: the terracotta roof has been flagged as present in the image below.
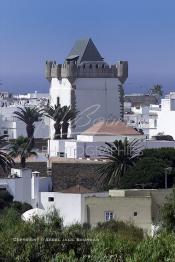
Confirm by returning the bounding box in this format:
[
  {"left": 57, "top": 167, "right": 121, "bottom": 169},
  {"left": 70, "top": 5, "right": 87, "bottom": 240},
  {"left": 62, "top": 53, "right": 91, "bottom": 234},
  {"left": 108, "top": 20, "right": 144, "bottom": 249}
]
[
  {"left": 81, "top": 121, "right": 142, "bottom": 136},
  {"left": 61, "top": 184, "right": 93, "bottom": 194}
]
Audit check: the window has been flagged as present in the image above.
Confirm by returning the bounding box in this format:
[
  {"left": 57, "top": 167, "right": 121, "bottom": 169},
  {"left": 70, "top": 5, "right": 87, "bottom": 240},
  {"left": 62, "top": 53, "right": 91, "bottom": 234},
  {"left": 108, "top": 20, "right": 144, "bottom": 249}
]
[
  {"left": 4, "top": 130, "right": 8, "bottom": 135},
  {"left": 57, "top": 152, "right": 64, "bottom": 157},
  {"left": 48, "top": 197, "right": 54, "bottom": 202},
  {"left": 105, "top": 211, "right": 113, "bottom": 222},
  {"left": 134, "top": 212, "right": 137, "bottom": 216}
]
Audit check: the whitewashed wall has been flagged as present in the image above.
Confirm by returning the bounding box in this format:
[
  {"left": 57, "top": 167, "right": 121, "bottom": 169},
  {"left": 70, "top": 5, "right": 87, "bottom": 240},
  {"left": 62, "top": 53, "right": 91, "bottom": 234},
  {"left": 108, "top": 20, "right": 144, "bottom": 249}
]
[{"left": 49, "top": 77, "right": 121, "bottom": 138}]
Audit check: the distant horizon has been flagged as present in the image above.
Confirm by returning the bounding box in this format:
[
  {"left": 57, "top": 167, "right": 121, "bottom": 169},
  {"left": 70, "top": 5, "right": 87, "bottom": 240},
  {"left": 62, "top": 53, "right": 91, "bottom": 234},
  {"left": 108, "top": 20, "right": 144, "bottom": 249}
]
[{"left": 1, "top": 0, "right": 175, "bottom": 94}]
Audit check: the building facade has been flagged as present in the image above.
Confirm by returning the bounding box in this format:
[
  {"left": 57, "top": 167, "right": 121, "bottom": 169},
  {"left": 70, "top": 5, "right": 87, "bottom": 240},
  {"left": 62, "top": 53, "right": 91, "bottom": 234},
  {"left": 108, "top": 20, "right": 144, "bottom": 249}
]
[{"left": 45, "top": 38, "right": 128, "bottom": 138}]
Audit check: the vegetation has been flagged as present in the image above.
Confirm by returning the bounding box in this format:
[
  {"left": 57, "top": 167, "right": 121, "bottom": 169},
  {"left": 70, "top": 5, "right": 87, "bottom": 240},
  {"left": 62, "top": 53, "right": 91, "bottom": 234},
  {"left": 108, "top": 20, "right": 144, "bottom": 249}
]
[
  {"left": 0, "top": 135, "right": 14, "bottom": 173},
  {"left": 0, "top": 208, "right": 143, "bottom": 262},
  {"left": 0, "top": 190, "right": 31, "bottom": 213},
  {"left": 97, "top": 139, "right": 142, "bottom": 189},
  {"left": 150, "top": 84, "right": 164, "bottom": 102},
  {"left": 0, "top": 190, "right": 175, "bottom": 261},
  {"left": 161, "top": 189, "right": 175, "bottom": 232},
  {"left": 120, "top": 148, "right": 175, "bottom": 189},
  {"left": 44, "top": 104, "right": 77, "bottom": 139},
  {"left": 14, "top": 106, "right": 43, "bottom": 146},
  {"left": 44, "top": 104, "right": 63, "bottom": 139},
  {"left": 9, "top": 136, "right": 37, "bottom": 168},
  {"left": 61, "top": 105, "right": 77, "bottom": 139}
]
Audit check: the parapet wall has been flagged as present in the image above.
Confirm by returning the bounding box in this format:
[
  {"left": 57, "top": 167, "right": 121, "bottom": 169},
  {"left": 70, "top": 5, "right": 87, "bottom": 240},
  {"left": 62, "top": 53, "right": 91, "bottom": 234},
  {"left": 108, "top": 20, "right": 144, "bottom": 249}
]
[{"left": 45, "top": 60, "right": 128, "bottom": 83}]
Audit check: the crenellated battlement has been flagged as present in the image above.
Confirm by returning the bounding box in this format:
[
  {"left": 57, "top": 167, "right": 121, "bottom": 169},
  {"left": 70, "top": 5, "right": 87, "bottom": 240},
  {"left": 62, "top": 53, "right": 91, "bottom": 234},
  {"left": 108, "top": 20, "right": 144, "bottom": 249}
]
[{"left": 45, "top": 60, "right": 128, "bottom": 83}]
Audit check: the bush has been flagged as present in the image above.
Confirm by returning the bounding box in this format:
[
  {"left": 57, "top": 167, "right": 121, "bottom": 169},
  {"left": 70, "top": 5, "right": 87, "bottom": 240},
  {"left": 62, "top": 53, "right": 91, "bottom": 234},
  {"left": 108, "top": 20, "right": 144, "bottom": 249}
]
[
  {"left": 95, "top": 220, "right": 144, "bottom": 242},
  {"left": 160, "top": 189, "right": 175, "bottom": 232},
  {"left": 128, "top": 233, "right": 175, "bottom": 262},
  {"left": 11, "top": 201, "right": 32, "bottom": 214},
  {"left": 89, "top": 231, "right": 136, "bottom": 262}
]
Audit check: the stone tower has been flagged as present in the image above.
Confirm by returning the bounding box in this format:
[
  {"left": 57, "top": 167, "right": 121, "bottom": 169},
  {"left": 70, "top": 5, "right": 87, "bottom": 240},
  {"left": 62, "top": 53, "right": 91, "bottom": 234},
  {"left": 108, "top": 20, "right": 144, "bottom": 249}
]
[{"left": 45, "top": 38, "right": 128, "bottom": 138}]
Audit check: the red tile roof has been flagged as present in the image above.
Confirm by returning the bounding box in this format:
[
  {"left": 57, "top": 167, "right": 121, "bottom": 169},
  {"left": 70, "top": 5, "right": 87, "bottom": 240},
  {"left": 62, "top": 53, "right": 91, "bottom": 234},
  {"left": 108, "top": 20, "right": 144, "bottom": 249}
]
[{"left": 82, "top": 121, "right": 141, "bottom": 136}]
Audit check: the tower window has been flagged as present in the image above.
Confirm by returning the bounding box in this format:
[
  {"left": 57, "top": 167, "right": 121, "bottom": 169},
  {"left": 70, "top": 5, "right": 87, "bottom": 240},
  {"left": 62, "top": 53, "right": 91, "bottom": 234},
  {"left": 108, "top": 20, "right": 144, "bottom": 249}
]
[
  {"left": 89, "top": 64, "right": 92, "bottom": 69},
  {"left": 96, "top": 64, "right": 98, "bottom": 68},
  {"left": 134, "top": 212, "right": 137, "bottom": 216}
]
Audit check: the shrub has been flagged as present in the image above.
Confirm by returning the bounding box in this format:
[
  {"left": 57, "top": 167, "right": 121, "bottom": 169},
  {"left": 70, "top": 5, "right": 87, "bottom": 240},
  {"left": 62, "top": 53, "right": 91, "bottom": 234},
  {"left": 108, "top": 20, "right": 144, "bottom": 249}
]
[
  {"left": 11, "top": 201, "right": 32, "bottom": 214},
  {"left": 89, "top": 231, "right": 136, "bottom": 262},
  {"left": 128, "top": 233, "right": 175, "bottom": 262},
  {"left": 95, "top": 220, "right": 144, "bottom": 242},
  {"left": 160, "top": 189, "right": 175, "bottom": 232}
]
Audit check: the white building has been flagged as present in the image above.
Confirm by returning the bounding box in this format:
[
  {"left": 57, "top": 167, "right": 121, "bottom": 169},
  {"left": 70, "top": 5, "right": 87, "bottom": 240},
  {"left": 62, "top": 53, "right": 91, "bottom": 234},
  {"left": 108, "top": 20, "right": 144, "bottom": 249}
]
[
  {"left": 149, "top": 92, "right": 175, "bottom": 139},
  {"left": 124, "top": 101, "right": 161, "bottom": 139},
  {"left": 45, "top": 38, "right": 128, "bottom": 138},
  {"left": 48, "top": 121, "right": 145, "bottom": 159},
  {"left": 0, "top": 92, "right": 50, "bottom": 139},
  {"left": 0, "top": 168, "right": 52, "bottom": 207},
  {"left": 1, "top": 168, "right": 171, "bottom": 235}
]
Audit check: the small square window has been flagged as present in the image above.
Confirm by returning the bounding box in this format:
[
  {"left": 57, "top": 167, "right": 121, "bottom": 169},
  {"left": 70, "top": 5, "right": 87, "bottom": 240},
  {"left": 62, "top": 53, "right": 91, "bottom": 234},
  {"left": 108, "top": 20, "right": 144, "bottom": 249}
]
[
  {"left": 134, "top": 212, "right": 137, "bottom": 216},
  {"left": 48, "top": 197, "right": 54, "bottom": 202},
  {"left": 57, "top": 152, "right": 64, "bottom": 157},
  {"left": 105, "top": 211, "right": 113, "bottom": 222}
]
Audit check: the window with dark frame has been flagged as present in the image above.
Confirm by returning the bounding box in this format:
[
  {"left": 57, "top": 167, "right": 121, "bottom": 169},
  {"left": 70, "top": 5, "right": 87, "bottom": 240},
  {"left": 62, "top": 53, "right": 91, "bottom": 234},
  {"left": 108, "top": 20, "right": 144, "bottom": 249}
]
[
  {"left": 48, "top": 197, "right": 54, "bottom": 202},
  {"left": 104, "top": 211, "right": 113, "bottom": 221}
]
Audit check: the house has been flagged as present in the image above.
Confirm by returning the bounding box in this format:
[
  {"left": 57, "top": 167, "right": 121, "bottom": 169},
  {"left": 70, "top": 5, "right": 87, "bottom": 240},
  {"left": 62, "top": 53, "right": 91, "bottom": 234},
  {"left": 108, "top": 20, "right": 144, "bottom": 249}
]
[
  {"left": 149, "top": 92, "right": 175, "bottom": 139},
  {"left": 0, "top": 168, "right": 52, "bottom": 207},
  {"left": 1, "top": 168, "right": 172, "bottom": 235},
  {"left": 48, "top": 121, "right": 145, "bottom": 159}
]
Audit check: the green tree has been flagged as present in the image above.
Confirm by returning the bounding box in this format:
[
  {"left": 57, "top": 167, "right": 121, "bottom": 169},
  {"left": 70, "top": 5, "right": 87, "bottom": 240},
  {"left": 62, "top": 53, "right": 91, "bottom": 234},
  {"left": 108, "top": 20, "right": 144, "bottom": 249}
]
[
  {"left": 14, "top": 106, "right": 43, "bottom": 146},
  {"left": 44, "top": 104, "right": 63, "bottom": 139},
  {"left": 9, "top": 136, "right": 37, "bottom": 168},
  {"left": 97, "top": 139, "right": 142, "bottom": 189},
  {"left": 128, "top": 233, "right": 175, "bottom": 262},
  {"left": 119, "top": 148, "right": 175, "bottom": 189},
  {"left": 161, "top": 189, "right": 175, "bottom": 232},
  {"left": 149, "top": 84, "right": 164, "bottom": 102},
  {"left": 0, "top": 135, "right": 14, "bottom": 173},
  {"left": 44, "top": 104, "right": 77, "bottom": 139}
]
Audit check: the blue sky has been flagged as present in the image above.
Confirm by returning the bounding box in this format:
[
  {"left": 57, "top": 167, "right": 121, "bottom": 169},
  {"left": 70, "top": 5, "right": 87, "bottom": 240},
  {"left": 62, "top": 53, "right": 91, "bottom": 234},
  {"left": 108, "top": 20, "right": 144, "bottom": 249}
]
[{"left": 0, "top": 0, "right": 175, "bottom": 94}]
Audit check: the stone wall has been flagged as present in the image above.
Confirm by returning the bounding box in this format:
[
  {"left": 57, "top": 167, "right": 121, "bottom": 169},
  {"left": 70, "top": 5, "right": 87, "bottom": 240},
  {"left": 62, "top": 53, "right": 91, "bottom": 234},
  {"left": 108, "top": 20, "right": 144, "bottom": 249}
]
[
  {"left": 15, "top": 162, "right": 48, "bottom": 176},
  {"left": 51, "top": 161, "right": 102, "bottom": 192}
]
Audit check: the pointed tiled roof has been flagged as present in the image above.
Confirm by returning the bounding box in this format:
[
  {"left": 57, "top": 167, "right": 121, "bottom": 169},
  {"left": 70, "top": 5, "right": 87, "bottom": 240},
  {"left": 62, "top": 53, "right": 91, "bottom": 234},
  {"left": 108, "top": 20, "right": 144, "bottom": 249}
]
[
  {"left": 66, "top": 38, "right": 104, "bottom": 64},
  {"left": 82, "top": 121, "right": 142, "bottom": 136}
]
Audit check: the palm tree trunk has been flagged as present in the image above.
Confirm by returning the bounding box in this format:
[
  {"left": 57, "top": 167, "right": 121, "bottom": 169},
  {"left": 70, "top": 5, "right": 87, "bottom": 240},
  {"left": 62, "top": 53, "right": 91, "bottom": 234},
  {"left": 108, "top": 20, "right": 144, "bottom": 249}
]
[
  {"left": 62, "top": 121, "right": 69, "bottom": 139},
  {"left": 26, "top": 124, "right": 35, "bottom": 147},
  {"left": 21, "top": 156, "right": 26, "bottom": 168},
  {"left": 54, "top": 122, "right": 61, "bottom": 139}
]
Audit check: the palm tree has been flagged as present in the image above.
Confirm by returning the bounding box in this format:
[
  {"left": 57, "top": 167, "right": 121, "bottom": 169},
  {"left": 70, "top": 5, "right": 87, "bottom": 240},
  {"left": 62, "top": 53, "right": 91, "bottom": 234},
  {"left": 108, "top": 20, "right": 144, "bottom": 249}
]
[
  {"left": 13, "top": 106, "right": 43, "bottom": 146},
  {"left": 97, "top": 138, "right": 142, "bottom": 189},
  {"left": 44, "top": 104, "right": 77, "bottom": 139},
  {"left": 44, "top": 104, "right": 63, "bottom": 139},
  {"left": 61, "top": 105, "right": 77, "bottom": 139},
  {"left": 0, "top": 135, "right": 14, "bottom": 173},
  {"left": 9, "top": 136, "right": 37, "bottom": 168},
  {"left": 149, "top": 84, "right": 164, "bottom": 101}
]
